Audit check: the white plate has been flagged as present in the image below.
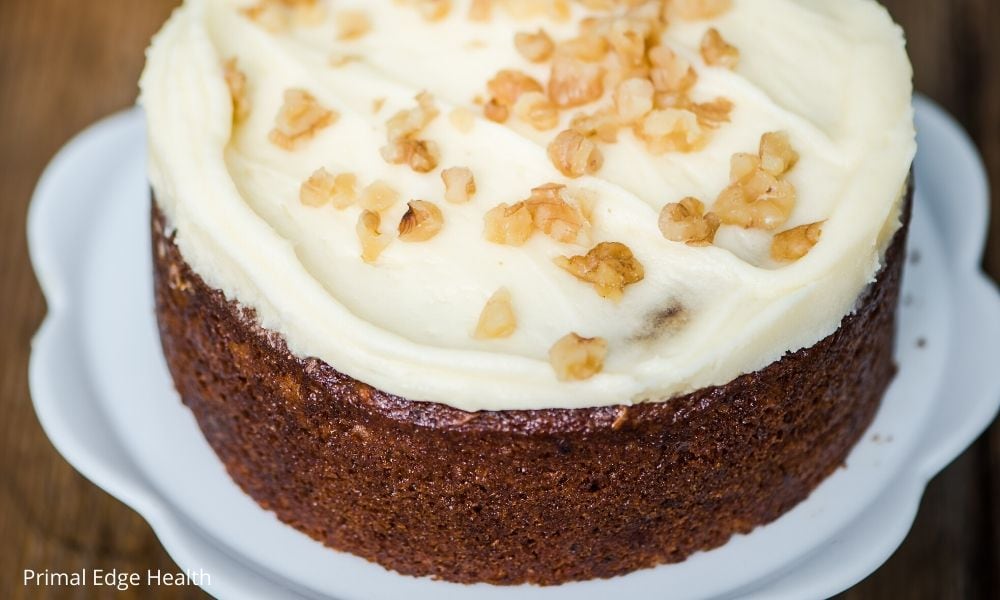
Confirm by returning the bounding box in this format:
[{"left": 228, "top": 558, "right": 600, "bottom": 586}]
[{"left": 28, "top": 97, "right": 1000, "bottom": 600}]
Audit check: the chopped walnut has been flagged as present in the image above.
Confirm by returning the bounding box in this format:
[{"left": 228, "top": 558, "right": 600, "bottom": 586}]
[
  {"left": 700, "top": 28, "right": 739, "bottom": 69},
  {"left": 570, "top": 107, "right": 620, "bottom": 143},
  {"left": 360, "top": 180, "right": 400, "bottom": 212},
  {"left": 549, "top": 333, "right": 608, "bottom": 381},
  {"left": 635, "top": 108, "right": 705, "bottom": 154},
  {"left": 223, "top": 58, "right": 251, "bottom": 123},
  {"left": 241, "top": 2, "right": 288, "bottom": 32},
  {"left": 714, "top": 173, "right": 796, "bottom": 230},
  {"left": 730, "top": 152, "right": 760, "bottom": 182},
  {"left": 488, "top": 70, "right": 544, "bottom": 107},
  {"left": 548, "top": 57, "right": 606, "bottom": 108},
  {"left": 503, "top": 0, "right": 570, "bottom": 21},
  {"left": 242, "top": 0, "right": 323, "bottom": 31},
  {"left": 557, "top": 33, "right": 610, "bottom": 62},
  {"left": 474, "top": 288, "right": 517, "bottom": 339},
  {"left": 357, "top": 210, "right": 391, "bottom": 263},
  {"left": 548, "top": 129, "right": 604, "bottom": 178},
  {"left": 336, "top": 10, "right": 371, "bottom": 40},
  {"left": 658, "top": 197, "right": 720, "bottom": 246},
  {"left": 686, "top": 97, "right": 734, "bottom": 129},
  {"left": 380, "top": 138, "right": 441, "bottom": 173},
  {"left": 607, "top": 17, "right": 650, "bottom": 70},
  {"left": 515, "top": 29, "right": 555, "bottom": 63},
  {"left": 385, "top": 92, "right": 439, "bottom": 140},
  {"left": 468, "top": 0, "right": 493, "bottom": 21},
  {"left": 648, "top": 45, "right": 697, "bottom": 95},
  {"left": 484, "top": 202, "right": 534, "bottom": 245},
  {"left": 714, "top": 132, "right": 799, "bottom": 230},
  {"left": 269, "top": 88, "right": 337, "bottom": 150},
  {"left": 667, "top": 0, "right": 733, "bottom": 20},
  {"left": 524, "top": 183, "right": 588, "bottom": 244},
  {"left": 759, "top": 131, "right": 799, "bottom": 177},
  {"left": 398, "top": 200, "right": 444, "bottom": 242},
  {"left": 300, "top": 170, "right": 356, "bottom": 209},
  {"left": 299, "top": 168, "right": 336, "bottom": 207},
  {"left": 483, "top": 98, "right": 510, "bottom": 123},
  {"left": 513, "top": 92, "right": 560, "bottom": 130},
  {"left": 417, "top": 0, "right": 452, "bottom": 21},
  {"left": 382, "top": 93, "right": 441, "bottom": 172},
  {"left": 614, "top": 77, "right": 655, "bottom": 123},
  {"left": 772, "top": 222, "right": 823, "bottom": 262},
  {"left": 555, "top": 242, "right": 644, "bottom": 300},
  {"left": 329, "top": 173, "right": 358, "bottom": 208},
  {"left": 449, "top": 107, "right": 475, "bottom": 133},
  {"left": 442, "top": 167, "right": 477, "bottom": 203}
]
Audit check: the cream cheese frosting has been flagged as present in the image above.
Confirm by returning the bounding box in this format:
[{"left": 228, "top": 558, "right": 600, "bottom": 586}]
[{"left": 140, "top": 0, "right": 915, "bottom": 411}]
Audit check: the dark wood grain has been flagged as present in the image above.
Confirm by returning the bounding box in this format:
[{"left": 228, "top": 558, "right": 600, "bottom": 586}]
[{"left": 0, "top": 1, "right": 996, "bottom": 598}]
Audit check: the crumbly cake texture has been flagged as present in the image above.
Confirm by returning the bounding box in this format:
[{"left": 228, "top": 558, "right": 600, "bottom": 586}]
[{"left": 153, "top": 187, "right": 909, "bottom": 584}]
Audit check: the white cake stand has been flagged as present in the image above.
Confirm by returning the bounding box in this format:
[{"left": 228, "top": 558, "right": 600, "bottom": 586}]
[{"left": 28, "top": 97, "right": 1000, "bottom": 600}]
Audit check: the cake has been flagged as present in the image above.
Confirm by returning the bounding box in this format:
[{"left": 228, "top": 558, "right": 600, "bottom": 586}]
[{"left": 141, "top": 0, "right": 916, "bottom": 585}]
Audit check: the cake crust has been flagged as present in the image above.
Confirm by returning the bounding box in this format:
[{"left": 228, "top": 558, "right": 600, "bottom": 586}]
[{"left": 152, "top": 193, "right": 909, "bottom": 585}]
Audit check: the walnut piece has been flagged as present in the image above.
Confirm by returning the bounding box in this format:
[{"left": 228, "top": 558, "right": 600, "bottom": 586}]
[
  {"left": 380, "top": 138, "right": 441, "bottom": 173},
  {"left": 524, "top": 183, "right": 588, "bottom": 244},
  {"left": 242, "top": 1, "right": 324, "bottom": 33},
  {"left": 549, "top": 333, "right": 608, "bottom": 381},
  {"left": 398, "top": 200, "right": 444, "bottom": 242},
  {"left": 614, "top": 77, "right": 655, "bottom": 123},
  {"left": 557, "top": 33, "right": 609, "bottom": 62},
  {"left": 658, "top": 197, "right": 720, "bottom": 246},
  {"left": 381, "top": 92, "right": 441, "bottom": 172},
  {"left": 513, "top": 91, "right": 560, "bottom": 130},
  {"left": 488, "top": 70, "right": 545, "bottom": 107},
  {"left": 700, "top": 28, "right": 739, "bottom": 69},
  {"left": 772, "top": 222, "right": 823, "bottom": 262},
  {"left": 555, "top": 242, "right": 644, "bottom": 300},
  {"left": 570, "top": 107, "right": 621, "bottom": 143},
  {"left": 360, "top": 180, "right": 400, "bottom": 212},
  {"left": 759, "top": 131, "right": 799, "bottom": 177},
  {"left": 299, "top": 168, "right": 336, "bottom": 207},
  {"left": 483, "top": 98, "right": 510, "bottom": 123},
  {"left": 336, "top": 10, "right": 371, "bottom": 40},
  {"left": 648, "top": 45, "right": 697, "bottom": 95},
  {"left": 667, "top": 0, "right": 733, "bottom": 20},
  {"left": 484, "top": 202, "right": 534, "bottom": 245},
  {"left": 357, "top": 210, "right": 391, "bottom": 263},
  {"left": 269, "top": 89, "right": 337, "bottom": 150},
  {"left": 515, "top": 29, "right": 555, "bottom": 63},
  {"left": 468, "top": 0, "right": 493, "bottom": 21},
  {"left": 635, "top": 108, "right": 705, "bottom": 154},
  {"left": 548, "top": 56, "right": 605, "bottom": 108},
  {"left": 223, "top": 58, "right": 251, "bottom": 123},
  {"left": 503, "top": 0, "right": 571, "bottom": 21},
  {"left": 441, "top": 167, "right": 477, "bottom": 203},
  {"left": 713, "top": 132, "right": 799, "bottom": 230},
  {"left": 685, "top": 97, "right": 734, "bottom": 129},
  {"left": 548, "top": 129, "right": 604, "bottom": 178},
  {"left": 474, "top": 288, "right": 517, "bottom": 339},
  {"left": 417, "top": 0, "right": 452, "bottom": 21}
]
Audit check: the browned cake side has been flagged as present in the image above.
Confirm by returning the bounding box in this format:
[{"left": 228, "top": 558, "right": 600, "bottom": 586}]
[{"left": 152, "top": 195, "right": 908, "bottom": 585}]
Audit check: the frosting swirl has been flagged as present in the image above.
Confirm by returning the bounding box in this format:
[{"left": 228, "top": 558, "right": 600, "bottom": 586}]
[{"left": 141, "top": 0, "right": 915, "bottom": 411}]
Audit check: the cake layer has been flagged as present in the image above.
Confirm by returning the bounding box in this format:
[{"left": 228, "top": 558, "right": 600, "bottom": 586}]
[
  {"left": 140, "top": 0, "right": 916, "bottom": 411},
  {"left": 152, "top": 193, "right": 907, "bottom": 584}
]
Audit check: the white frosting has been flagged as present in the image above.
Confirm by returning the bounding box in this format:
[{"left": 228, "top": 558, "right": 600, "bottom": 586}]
[{"left": 141, "top": 0, "right": 915, "bottom": 411}]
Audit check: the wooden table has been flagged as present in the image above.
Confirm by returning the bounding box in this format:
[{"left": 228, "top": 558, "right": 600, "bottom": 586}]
[{"left": 0, "top": 1, "right": 996, "bottom": 598}]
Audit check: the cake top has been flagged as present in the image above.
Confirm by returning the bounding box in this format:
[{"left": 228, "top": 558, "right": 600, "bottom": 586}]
[{"left": 141, "top": 0, "right": 915, "bottom": 411}]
